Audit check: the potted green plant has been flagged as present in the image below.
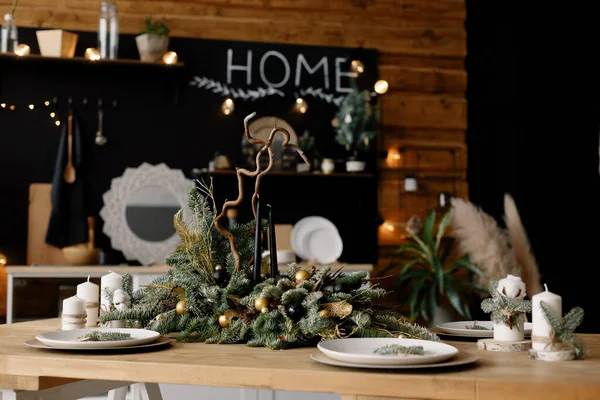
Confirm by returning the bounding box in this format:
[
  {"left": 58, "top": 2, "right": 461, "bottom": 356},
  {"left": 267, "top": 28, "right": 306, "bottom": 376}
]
[
  {"left": 135, "top": 16, "right": 169, "bottom": 62},
  {"left": 381, "top": 208, "right": 485, "bottom": 326},
  {"left": 331, "top": 77, "right": 379, "bottom": 172}
]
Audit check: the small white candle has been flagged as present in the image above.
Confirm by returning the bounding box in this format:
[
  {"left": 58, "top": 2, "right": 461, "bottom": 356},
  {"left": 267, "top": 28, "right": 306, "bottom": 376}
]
[
  {"left": 494, "top": 318, "right": 525, "bottom": 342},
  {"left": 61, "top": 295, "right": 86, "bottom": 330},
  {"left": 77, "top": 276, "right": 100, "bottom": 327},
  {"left": 532, "top": 283, "right": 562, "bottom": 350}
]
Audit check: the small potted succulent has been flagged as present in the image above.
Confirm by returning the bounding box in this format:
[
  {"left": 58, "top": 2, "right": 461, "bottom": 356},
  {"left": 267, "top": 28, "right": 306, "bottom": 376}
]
[
  {"left": 135, "top": 16, "right": 169, "bottom": 62},
  {"left": 331, "top": 78, "right": 379, "bottom": 172}
]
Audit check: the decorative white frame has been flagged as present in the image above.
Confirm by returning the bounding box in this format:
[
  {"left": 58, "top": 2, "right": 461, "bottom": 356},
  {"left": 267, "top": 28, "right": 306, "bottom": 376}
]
[{"left": 99, "top": 162, "right": 194, "bottom": 266}]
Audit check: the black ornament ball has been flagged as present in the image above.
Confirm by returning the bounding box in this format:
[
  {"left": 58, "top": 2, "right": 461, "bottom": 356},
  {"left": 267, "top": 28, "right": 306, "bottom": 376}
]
[
  {"left": 213, "top": 266, "right": 229, "bottom": 286},
  {"left": 333, "top": 282, "right": 349, "bottom": 293},
  {"left": 286, "top": 302, "right": 305, "bottom": 321}
]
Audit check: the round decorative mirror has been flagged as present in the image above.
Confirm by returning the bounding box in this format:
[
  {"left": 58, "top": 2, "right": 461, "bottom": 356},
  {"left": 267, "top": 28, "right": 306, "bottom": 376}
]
[{"left": 100, "top": 162, "right": 193, "bottom": 265}]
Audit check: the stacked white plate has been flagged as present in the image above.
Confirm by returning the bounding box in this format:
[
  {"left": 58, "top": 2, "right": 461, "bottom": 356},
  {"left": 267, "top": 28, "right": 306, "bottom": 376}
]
[
  {"left": 291, "top": 216, "right": 343, "bottom": 264},
  {"left": 436, "top": 321, "right": 533, "bottom": 338},
  {"left": 312, "top": 338, "right": 479, "bottom": 369},
  {"left": 25, "top": 328, "right": 171, "bottom": 351}
]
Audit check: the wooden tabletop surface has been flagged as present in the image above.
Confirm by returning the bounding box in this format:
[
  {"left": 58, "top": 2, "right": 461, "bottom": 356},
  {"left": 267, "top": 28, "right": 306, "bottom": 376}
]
[{"left": 0, "top": 319, "right": 599, "bottom": 399}]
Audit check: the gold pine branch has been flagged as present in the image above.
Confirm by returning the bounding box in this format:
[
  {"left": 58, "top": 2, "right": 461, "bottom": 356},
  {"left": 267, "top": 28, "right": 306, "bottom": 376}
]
[{"left": 214, "top": 112, "right": 310, "bottom": 271}]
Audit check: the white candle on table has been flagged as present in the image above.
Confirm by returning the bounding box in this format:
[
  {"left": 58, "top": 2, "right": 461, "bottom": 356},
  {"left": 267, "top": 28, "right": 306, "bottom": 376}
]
[
  {"left": 61, "top": 295, "right": 86, "bottom": 331},
  {"left": 100, "top": 270, "right": 123, "bottom": 328},
  {"left": 532, "top": 283, "right": 562, "bottom": 351},
  {"left": 77, "top": 276, "right": 100, "bottom": 327}
]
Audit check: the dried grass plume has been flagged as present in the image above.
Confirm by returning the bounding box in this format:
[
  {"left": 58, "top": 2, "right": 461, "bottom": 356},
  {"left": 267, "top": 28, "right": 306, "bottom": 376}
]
[
  {"left": 503, "top": 194, "right": 542, "bottom": 295},
  {"left": 450, "top": 197, "right": 521, "bottom": 290}
]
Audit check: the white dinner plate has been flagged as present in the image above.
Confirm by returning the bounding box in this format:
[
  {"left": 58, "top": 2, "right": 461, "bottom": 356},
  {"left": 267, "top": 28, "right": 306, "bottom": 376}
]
[
  {"left": 291, "top": 216, "right": 339, "bottom": 261},
  {"left": 436, "top": 321, "right": 533, "bottom": 337},
  {"left": 304, "top": 228, "right": 343, "bottom": 264},
  {"left": 36, "top": 328, "right": 161, "bottom": 349},
  {"left": 310, "top": 351, "right": 479, "bottom": 370},
  {"left": 25, "top": 336, "right": 172, "bottom": 352},
  {"left": 317, "top": 338, "right": 458, "bottom": 365}
]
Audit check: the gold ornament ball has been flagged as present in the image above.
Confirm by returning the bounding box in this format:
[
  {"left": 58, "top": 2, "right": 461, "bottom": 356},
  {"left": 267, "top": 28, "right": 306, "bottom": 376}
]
[
  {"left": 319, "top": 309, "right": 331, "bottom": 318},
  {"left": 176, "top": 300, "right": 187, "bottom": 315},
  {"left": 295, "top": 270, "right": 311, "bottom": 283},
  {"left": 218, "top": 309, "right": 238, "bottom": 328},
  {"left": 254, "top": 296, "right": 270, "bottom": 312}
]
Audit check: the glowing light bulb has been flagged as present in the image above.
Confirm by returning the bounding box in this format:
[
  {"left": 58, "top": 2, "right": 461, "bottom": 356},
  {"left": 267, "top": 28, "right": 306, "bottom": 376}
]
[
  {"left": 84, "top": 48, "right": 101, "bottom": 61},
  {"left": 162, "top": 51, "right": 178, "bottom": 65},
  {"left": 44, "top": 101, "right": 50, "bottom": 106},
  {"left": 374, "top": 80, "right": 389, "bottom": 94},
  {"left": 0, "top": 103, "right": 6, "bottom": 108},
  {"left": 221, "top": 98, "right": 234, "bottom": 115},
  {"left": 383, "top": 222, "right": 395, "bottom": 232},
  {"left": 351, "top": 60, "right": 365, "bottom": 75},
  {"left": 294, "top": 98, "right": 307, "bottom": 114},
  {"left": 14, "top": 44, "right": 30, "bottom": 56},
  {"left": 29, "top": 104, "right": 34, "bottom": 110},
  {"left": 0, "top": 252, "right": 7, "bottom": 267},
  {"left": 9, "top": 105, "right": 15, "bottom": 110},
  {"left": 55, "top": 120, "right": 61, "bottom": 126},
  {"left": 50, "top": 112, "right": 56, "bottom": 118}
]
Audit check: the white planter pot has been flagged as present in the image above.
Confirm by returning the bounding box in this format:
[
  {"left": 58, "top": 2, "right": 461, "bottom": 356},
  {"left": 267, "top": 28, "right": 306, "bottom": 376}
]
[
  {"left": 36, "top": 29, "right": 78, "bottom": 58},
  {"left": 135, "top": 33, "right": 169, "bottom": 62},
  {"left": 493, "top": 316, "right": 524, "bottom": 342}
]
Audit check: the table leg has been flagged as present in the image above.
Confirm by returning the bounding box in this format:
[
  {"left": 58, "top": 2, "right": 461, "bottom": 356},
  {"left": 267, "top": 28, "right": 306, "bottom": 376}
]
[
  {"left": 6, "top": 273, "right": 14, "bottom": 324},
  {"left": 136, "top": 383, "right": 162, "bottom": 400},
  {"left": 107, "top": 386, "right": 128, "bottom": 400}
]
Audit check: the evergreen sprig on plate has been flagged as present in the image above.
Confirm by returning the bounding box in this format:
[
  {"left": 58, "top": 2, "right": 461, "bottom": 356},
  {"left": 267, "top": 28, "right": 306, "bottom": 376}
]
[
  {"left": 540, "top": 301, "right": 588, "bottom": 359},
  {"left": 373, "top": 344, "right": 425, "bottom": 356},
  {"left": 481, "top": 281, "right": 531, "bottom": 327}
]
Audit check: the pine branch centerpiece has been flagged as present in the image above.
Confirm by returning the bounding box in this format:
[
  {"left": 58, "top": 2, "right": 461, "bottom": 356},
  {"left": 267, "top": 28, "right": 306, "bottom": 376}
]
[
  {"left": 481, "top": 275, "right": 532, "bottom": 342},
  {"left": 100, "top": 113, "right": 440, "bottom": 349}
]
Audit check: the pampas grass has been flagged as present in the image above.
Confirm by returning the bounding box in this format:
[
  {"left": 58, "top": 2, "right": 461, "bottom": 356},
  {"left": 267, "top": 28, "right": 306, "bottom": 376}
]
[
  {"left": 504, "top": 194, "right": 543, "bottom": 296},
  {"left": 450, "top": 198, "right": 521, "bottom": 290}
]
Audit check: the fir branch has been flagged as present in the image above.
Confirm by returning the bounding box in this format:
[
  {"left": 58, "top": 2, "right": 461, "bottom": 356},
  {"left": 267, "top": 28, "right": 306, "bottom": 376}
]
[
  {"left": 78, "top": 331, "right": 133, "bottom": 342},
  {"left": 373, "top": 344, "right": 425, "bottom": 356},
  {"left": 540, "top": 301, "right": 588, "bottom": 358},
  {"left": 122, "top": 274, "right": 133, "bottom": 297},
  {"left": 465, "top": 321, "right": 490, "bottom": 330}
]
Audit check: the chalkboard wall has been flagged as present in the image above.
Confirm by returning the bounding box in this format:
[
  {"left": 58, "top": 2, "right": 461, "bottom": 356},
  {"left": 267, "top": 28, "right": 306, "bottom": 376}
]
[{"left": 0, "top": 28, "right": 381, "bottom": 265}]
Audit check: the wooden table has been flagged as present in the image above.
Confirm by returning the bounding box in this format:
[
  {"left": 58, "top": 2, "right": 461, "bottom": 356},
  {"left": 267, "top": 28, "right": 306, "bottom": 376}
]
[{"left": 1, "top": 319, "right": 599, "bottom": 400}]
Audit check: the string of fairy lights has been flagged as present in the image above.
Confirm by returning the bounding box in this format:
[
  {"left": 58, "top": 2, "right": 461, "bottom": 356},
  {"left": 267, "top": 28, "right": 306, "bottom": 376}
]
[{"left": 0, "top": 99, "right": 65, "bottom": 127}]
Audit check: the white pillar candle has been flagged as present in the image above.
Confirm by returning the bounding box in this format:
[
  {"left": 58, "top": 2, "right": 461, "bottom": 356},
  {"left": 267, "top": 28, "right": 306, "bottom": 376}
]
[
  {"left": 531, "top": 283, "right": 562, "bottom": 350},
  {"left": 61, "top": 295, "right": 86, "bottom": 331},
  {"left": 100, "top": 270, "right": 123, "bottom": 328},
  {"left": 494, "top": 318, "right": 525, "bottom": 342},
  {"left": 77, "top": 276, "right": 100, "bottom": 327},
  {"left": 100, "top": 270, "right": 122, "bottom": 314}
]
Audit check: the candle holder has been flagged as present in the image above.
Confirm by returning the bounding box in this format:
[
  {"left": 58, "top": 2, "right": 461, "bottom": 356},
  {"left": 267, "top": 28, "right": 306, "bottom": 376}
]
[
  {"left": 528, "top": 301, "right": 588, "bottom": 361},
  {"left": 477, "top": 276, "right": 533, "bottom": 352}
]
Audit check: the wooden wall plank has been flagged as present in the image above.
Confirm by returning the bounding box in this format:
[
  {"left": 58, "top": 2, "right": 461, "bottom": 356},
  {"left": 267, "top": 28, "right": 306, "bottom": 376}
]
[
  {"left": 379, "top": 65, "right": 466, "bottom": 94},
  {"left": 1, "top": 1, "right": 465, "bottom": 29},
  {"left": 382, "top": 127, "right": 465, "bottom": 143},
  {"left": 381, "top": 94, "right": 467, "bottom": 129},
  {"left": 269, "top": 0, "right": 466, "bottom": 20},
  {"left": 8, "top": 7, "right": 465, "bottom": 57}
]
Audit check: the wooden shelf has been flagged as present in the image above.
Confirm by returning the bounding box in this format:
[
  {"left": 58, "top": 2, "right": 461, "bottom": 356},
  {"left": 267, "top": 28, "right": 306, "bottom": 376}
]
[
  {"left": 200, "top": 169, "right": 375, "bottom": 178},
  {"left": 380, "top": 167, "right": 466, "bottom": 180},
  {"left": 0, "top": 53, "right": 185, "bottom": 68}
]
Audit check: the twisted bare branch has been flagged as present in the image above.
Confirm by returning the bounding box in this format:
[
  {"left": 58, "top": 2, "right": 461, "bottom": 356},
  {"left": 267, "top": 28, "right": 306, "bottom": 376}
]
[{"left": 213, "top": 112, "right": 310, "bottom": 271}]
